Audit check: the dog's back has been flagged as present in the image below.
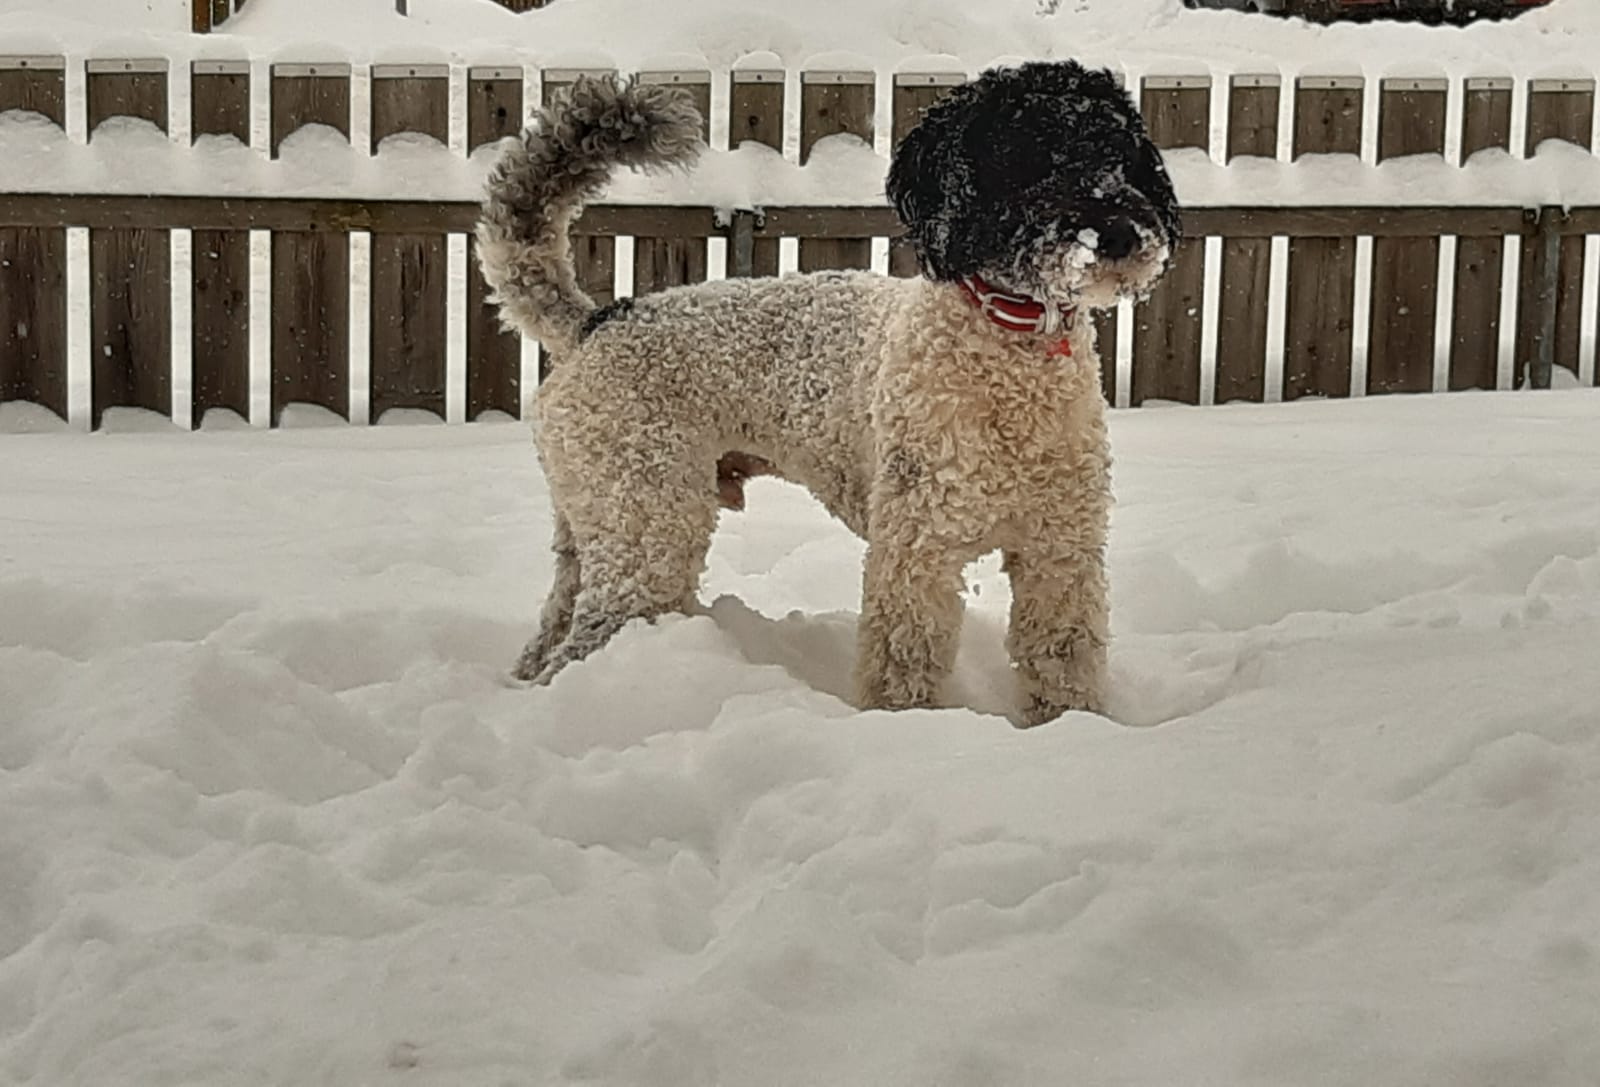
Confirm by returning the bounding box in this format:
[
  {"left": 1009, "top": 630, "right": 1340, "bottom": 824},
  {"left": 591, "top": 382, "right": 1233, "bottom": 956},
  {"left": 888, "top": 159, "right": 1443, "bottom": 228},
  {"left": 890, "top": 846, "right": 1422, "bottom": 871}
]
[{"left": 541, "top": 268, "right": 914, "bottom": 535}]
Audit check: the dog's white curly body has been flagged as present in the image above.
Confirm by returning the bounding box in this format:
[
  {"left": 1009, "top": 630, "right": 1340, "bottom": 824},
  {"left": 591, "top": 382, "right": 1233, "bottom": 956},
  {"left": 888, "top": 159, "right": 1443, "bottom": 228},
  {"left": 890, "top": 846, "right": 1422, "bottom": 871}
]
[{"left": 531, "top": 270, "right": 1109, "bottom": 724}]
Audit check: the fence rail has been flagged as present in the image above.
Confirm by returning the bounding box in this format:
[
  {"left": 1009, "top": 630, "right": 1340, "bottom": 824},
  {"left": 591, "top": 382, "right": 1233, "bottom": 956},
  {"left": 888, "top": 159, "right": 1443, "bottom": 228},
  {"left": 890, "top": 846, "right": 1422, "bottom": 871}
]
[{"left": 1, "top": 195, "right": 1593, "bottom": 431}]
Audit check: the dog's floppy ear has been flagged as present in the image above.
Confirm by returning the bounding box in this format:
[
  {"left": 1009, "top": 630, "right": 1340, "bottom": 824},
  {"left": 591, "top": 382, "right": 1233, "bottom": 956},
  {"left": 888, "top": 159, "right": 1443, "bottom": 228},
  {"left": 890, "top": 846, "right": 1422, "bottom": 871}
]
[{"left": 886, "top": 117, "right": 942, "bottom": 245}]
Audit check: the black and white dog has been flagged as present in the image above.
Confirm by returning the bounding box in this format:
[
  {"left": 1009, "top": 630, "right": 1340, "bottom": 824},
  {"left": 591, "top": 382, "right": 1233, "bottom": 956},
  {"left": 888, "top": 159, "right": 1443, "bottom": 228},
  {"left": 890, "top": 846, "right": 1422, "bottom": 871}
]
[{"left": 479, "top": 60, "right": 1180, "bottom": 724}]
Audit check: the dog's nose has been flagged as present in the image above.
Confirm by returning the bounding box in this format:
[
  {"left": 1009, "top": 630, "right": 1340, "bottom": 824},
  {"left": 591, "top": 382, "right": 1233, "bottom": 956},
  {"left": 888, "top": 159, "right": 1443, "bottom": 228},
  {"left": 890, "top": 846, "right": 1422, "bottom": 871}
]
[{"left": 1098, "top": 219, "right": 1141, "bottom": 261}]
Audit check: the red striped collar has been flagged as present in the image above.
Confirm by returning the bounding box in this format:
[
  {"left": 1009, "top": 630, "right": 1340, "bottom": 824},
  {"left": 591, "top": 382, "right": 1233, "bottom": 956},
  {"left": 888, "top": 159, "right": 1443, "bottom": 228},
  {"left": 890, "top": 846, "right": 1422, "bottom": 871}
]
[{"left": 957, "top": 275, "right": 1077, "bottom": 339}]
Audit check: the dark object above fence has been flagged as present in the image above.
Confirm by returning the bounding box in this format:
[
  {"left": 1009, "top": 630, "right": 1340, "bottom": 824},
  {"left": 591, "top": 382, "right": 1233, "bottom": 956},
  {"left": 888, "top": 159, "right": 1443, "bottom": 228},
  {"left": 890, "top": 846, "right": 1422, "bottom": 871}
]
[{"left": 194, "top": 0, "right": 549, "bottom": 32}]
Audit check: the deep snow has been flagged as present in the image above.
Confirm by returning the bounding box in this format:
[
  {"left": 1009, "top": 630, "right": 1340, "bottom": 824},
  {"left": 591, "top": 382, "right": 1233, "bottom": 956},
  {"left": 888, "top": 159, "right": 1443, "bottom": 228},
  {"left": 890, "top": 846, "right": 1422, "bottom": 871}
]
[{"left": 3, "top": 392, "right": 1599, "bottom": 1085}]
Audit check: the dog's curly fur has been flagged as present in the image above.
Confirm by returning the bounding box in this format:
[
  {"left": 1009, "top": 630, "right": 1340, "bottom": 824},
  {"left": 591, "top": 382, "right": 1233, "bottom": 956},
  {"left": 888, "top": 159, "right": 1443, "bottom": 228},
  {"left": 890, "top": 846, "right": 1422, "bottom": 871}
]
[{"left": 478, "top": 62, "right": 1179, "bottom": 726}]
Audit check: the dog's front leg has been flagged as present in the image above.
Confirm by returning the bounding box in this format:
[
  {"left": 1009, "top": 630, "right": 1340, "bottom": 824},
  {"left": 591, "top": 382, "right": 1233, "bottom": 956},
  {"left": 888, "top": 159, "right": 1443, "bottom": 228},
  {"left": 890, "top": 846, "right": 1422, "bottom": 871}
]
[
  {"left": 855, "top": 523, "right": 967, "bottom": 714},
  {"left": 1003, "top": 546, "right": 1109, "bottom": 726}
]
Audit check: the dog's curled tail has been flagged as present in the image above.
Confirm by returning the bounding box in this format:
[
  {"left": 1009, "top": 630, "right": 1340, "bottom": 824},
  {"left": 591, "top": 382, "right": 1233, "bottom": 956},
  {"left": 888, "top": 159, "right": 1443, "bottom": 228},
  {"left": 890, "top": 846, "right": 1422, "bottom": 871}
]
[{"left": 477, "top": 76, "right": 702, "bottom": 356}]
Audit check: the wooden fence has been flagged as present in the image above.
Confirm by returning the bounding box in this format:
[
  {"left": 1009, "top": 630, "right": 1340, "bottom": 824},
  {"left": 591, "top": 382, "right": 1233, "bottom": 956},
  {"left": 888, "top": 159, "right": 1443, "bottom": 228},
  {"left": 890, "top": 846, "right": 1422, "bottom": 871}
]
[{"left": 3, "top": 58, "right": 1599, "bottom": 427}]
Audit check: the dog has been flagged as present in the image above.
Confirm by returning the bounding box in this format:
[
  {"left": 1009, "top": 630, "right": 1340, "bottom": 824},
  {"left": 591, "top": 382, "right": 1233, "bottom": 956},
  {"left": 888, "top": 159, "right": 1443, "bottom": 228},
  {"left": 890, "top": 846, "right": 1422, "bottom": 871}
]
[{"left": 477, "top": 60, "right": 1179, "bottom": 726}]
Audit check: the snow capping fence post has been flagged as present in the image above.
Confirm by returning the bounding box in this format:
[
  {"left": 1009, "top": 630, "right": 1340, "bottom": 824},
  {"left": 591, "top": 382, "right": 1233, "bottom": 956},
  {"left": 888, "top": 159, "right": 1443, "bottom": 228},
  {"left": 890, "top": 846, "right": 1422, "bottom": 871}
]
[
  {"left": 466, "top": 66, "right": 525, "bottom": 420},
  {"left": 0, "top": 55, "right": 68, "bottom": 422},
  {"left": 1515, "top": 78, "right": 1594, "bottom": 388}
]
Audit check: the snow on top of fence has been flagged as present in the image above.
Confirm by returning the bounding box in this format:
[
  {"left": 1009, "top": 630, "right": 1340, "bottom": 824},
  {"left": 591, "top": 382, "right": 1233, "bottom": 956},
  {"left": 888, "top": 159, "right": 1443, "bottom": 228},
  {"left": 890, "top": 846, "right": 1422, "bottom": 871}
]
[
  {"left": 5, "top": 108, "right": 1600, "bottom": 209},
  {"left": 0, "top": 0, "right": 1595, "bottom": 80}
]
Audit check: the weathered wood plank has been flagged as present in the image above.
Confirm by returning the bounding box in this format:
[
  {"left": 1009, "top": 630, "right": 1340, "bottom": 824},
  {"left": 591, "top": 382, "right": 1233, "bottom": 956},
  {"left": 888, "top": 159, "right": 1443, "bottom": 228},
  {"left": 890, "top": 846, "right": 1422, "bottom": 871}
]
[
  {"left": 271, "top": 231, "right": 349, "bottom": 423},
  {"left": 1285, "top": 76, "right": 1364, "bottom": 400},
  {"left": 467, "top": 66, "right": 523, "bottom": 154},
  {"left": 466, "top": 236, "right": 521, "bottom": 420},
  {"left": 91, "top": 226, "right": 171, "bottom": 427},
  {"left": 728, "top": 69, "right": 784, "bottom": 277},
  {"left": 799, "top": 71, "right": 875, "bottom": 271},
  {"left": 1133, "top": 77, "right": 1209, "bottom": 405},
  {"left": 370, "top": 232, "right": 449, "bottom": 420},
  {"left": 1451, "top": 78, "right": 1513, "bottom": 392},
  {"left": 370, "top": 64, "right": 449, "bottom": 151},
  {"left": 191, "top": 60, "right": 250, "bottom": 144},
  {"left": 1369, "top": 77, "right": 1447, "bottom": 395},
  {"left": 0, "top": 225, "right": 67, "bottom": 419},
  {"left": 0, "top": 55, "right": 66, "bottom": 127},
  {"left": 1217, "top": 237, "right": 1271, "bottom": 403},
  {"left": 86, "top": 59, "right": 169, "bottom": 135},
  {"left": 191, "top": 227, "right": 251, "bottom": 424},
  {"left": 1216, "top": 75, "right": 1280, "bottom": 404},
  {"left": 1094, "top": 308, "right": 1117, "bottom": 405},
  {"left": 1517, "top": 80, "right": 1594, "bottom": 386},
  {"left": 1227, "top": 73, "right": 1280, "bottom": 161},
  {"left": 270, "top": 62, "right": 351, "bottom": 158}
]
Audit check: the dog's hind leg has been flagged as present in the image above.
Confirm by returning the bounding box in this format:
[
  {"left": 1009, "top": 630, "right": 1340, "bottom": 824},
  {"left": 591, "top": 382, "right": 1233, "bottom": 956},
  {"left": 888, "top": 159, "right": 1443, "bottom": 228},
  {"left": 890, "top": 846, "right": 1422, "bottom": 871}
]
[
  {"left": 514, "top": 513, "right": 580, "bottom": 682},
  {"left": 1003, "top": 546, "right": 1109, "bottom": 726},
  {"left": 529, "top": 491, "right": 718, "bottom": 685},
  {"left": 855, "top": 533, "right": 967, "bottom": 713}
]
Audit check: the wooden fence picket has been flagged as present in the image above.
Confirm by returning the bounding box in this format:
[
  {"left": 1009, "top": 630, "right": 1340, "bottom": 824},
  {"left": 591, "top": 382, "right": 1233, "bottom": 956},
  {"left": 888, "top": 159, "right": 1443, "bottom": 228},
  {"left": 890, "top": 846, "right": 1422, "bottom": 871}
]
[
  {"left": 370, "top": 64, "right": 450, "bottom": 420},
  {"left": 0, "top": 56, "right": 68, "bottom": 420},
  {"left": 1285, "top": 75, "right": 1364, "bottom": 400},
  {"left": 728, "top": 67, "right": 784, "bottom": 277},
  {"left": 190, "top": 60, "right": 251, "bottom": 425},
  {"left": 467, "top": 66, "right": 525, "bottom": 419},
  {"left": 1216, "top": 73, "right": 1280, "bottom": 404},
  {"left": 1131, "top": 75, "right": 1209, "bottom": 406},
  {"left": 1368, "top": 77, "right": 1447, "bottom": 395},
  {"left": 270, "top": 64, "right": 353, "bottom": 422},
  {"left": 87, "top": 60, "right": 172, "bottom": 428},
  {"left": 1516, "top": 78, "right": 1595, "bottom": 387},
  {"left": 799, "top": 70, "right": 875, "bottom": 272},
  {"left": 1451, "top": 77, "right": 1513, "bottom": 392}
]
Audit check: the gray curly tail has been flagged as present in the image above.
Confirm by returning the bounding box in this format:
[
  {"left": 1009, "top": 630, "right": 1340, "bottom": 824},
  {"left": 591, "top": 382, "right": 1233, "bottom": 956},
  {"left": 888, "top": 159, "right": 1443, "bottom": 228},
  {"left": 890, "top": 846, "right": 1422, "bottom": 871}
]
[{"left": 476, "top": 76, "right": 702, "bottom": 357}]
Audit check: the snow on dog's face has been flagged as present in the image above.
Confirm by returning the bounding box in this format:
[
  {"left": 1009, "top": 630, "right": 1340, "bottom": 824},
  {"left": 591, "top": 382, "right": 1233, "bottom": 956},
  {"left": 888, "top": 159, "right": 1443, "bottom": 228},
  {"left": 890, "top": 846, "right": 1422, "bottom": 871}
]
[{"left": 887, "top": 61, "right": 1180, "bottom": 310}]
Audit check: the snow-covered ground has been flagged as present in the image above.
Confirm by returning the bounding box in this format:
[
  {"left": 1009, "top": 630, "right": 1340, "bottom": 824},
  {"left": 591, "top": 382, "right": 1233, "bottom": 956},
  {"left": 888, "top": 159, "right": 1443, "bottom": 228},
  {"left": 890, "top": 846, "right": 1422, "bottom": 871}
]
[{"left": 3, "top": 391, "right": 1599, "bottom": 1085}]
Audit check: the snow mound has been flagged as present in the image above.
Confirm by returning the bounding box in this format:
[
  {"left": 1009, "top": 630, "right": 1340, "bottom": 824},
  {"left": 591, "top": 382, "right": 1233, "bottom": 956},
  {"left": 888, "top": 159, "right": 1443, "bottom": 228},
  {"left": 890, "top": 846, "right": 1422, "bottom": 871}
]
[{"left": 3, "top": 392, "right": 1600, "bottom": 1083}]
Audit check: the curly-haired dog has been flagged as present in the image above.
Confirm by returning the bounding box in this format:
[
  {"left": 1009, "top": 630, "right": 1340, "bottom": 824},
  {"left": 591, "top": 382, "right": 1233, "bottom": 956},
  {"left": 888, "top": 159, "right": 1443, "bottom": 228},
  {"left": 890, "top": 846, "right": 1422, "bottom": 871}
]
[{"left": 478, "top": 61, "right": 1179, "bottom": 726}]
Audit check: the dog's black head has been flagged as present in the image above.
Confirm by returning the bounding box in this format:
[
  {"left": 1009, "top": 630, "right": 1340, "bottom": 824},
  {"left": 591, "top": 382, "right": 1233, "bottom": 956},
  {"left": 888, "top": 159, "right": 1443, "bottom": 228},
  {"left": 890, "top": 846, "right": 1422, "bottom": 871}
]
[{"left": 887, "top": 60, "right": 1181, "bottom": 308}]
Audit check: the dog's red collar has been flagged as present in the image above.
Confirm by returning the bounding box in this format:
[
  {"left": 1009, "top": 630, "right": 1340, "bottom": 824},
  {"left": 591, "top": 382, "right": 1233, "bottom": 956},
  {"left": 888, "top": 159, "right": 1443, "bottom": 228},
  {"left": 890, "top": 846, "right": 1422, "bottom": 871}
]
[{"left": 957, "top": 275, "right": 1077, "bottom": 353}]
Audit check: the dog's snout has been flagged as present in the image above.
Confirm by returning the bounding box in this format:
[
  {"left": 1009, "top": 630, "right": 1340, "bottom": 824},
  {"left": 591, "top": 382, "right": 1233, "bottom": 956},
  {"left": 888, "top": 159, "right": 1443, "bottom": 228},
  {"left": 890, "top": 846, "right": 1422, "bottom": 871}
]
[{"left": 1098, "top": 219, "right": 1140, "bottom": 261}]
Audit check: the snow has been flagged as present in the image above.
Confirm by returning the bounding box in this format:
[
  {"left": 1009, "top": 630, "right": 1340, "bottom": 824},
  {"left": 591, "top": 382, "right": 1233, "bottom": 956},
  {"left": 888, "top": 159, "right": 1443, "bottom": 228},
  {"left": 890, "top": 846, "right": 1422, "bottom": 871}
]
[
  {"left": 3, "top": 0, "right": 1600, "bottom": 1081},
  {"left": 2, "top": 0, "right": 1598, "bottom": 206},
  {"left": 3, "top": 391, "right": 1600, "bottom": 1084}
]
